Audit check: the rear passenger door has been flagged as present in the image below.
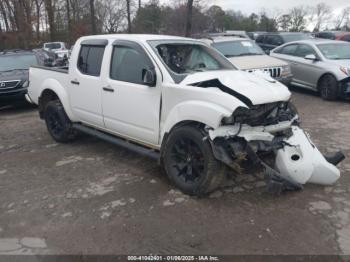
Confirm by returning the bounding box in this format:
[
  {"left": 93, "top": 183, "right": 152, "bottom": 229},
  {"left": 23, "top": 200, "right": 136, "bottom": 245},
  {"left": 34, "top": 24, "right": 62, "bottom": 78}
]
[
  {"left": 69, "top": 39, "right": 108, "bottom": 127},
  {"left": 102, "top": 40, "right": 161, "bottom": 146}
]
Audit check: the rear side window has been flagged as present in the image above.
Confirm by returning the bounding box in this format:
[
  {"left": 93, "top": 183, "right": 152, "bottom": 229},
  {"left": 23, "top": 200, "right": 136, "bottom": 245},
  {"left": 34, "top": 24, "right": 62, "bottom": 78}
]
[
  {"left": 110, "top": 45, "right": 153, "bottom": 85},
  {"left": 78, "top": 45, "right": 105, "bottom": 76},
  {"left": 256, "top": 35, "right": 265, "bottom": 43},
  {"left": 276, "top": 44, "right": 298, "bottom": 56},
  {"left": 266, "top": 35, "right": 283, "bottom": 46}
]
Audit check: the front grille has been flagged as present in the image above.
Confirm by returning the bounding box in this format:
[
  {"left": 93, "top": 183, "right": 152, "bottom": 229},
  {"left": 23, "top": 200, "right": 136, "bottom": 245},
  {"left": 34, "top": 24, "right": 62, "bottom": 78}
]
[
  {"left": 267, "top": 67, "right": 281, "bottom": 78},
  {"left": 247, "top": 68, "right": 282, "bottom": 78},
  {"left": 0, "top": 80, "right": 20, "bottom": 90}
]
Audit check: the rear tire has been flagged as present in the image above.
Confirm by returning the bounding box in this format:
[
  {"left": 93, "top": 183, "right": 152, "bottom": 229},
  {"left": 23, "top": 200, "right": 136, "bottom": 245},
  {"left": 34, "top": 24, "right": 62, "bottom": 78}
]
[
  {"left": 44, "top": 100, "right": 78, "bottom": 143},
  {"left": 162, "top": 126, "right": 225, "bottom": 196},
  {"left": 319, "top": 74, "right": 338, "bottom": 100}
]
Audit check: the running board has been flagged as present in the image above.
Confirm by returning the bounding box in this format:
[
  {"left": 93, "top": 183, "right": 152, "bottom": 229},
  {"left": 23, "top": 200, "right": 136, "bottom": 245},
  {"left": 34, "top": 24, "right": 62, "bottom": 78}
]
[{"left": 72, "top": 124, "right": 160, "bottom": 160}]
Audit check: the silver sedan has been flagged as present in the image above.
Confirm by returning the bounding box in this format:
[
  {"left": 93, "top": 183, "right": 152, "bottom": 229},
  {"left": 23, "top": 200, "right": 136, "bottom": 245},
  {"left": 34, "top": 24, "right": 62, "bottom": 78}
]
[{"left": 270, "top": 39, "right": 350, "bottom": 100}]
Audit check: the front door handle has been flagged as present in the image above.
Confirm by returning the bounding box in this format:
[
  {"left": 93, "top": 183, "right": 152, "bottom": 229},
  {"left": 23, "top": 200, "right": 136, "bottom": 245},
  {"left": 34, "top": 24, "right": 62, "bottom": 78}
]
[
  {"left": 103, "top": 87, "right": 114, "bottom": 93},
  {"left": 71, "top": 80, "right": 80, "bottom": 85}
]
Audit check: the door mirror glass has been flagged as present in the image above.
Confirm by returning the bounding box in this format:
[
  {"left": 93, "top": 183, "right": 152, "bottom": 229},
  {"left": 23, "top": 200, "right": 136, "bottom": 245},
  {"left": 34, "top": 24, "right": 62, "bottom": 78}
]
[
  {"left": 305, "top": 54, "right": 317, "bottom": 61},
  {"left": 142, "top": 68, "right": 156, "bottom": 87}
]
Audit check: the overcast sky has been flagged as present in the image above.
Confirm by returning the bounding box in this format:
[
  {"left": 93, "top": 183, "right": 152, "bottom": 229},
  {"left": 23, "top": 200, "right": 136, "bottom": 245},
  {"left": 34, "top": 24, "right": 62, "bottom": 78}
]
[
  {"left": 158, "top": 0, "right": 349, "bottom": 16},
  {"left": 209, "top": 0, "right": 349, "bottom": 15}
]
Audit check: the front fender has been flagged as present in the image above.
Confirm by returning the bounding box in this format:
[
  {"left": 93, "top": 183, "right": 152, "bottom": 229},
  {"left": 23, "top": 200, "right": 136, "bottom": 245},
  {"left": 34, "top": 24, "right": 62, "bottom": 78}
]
[
  {"left": 161, "top": 100, "right": 234, "bottom": 140},
  {"left": 40, "top": 79, "right": 77, "bottom": 122}
]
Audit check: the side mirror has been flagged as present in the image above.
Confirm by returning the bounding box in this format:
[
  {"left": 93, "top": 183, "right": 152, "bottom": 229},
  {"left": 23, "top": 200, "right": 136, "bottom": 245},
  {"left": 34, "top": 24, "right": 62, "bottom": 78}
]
[
  {"left": 305, "top": 54, "right": 317, "bottom": 61},
  {"left": 142, "top": 68, "right": 156, "bottom": 87}
]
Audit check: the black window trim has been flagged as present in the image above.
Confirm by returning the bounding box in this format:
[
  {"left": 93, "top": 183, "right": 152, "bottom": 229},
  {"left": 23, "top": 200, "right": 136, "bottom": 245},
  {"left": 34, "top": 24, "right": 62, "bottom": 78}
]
[
  {"left": 77, "top": 44, "right": 106, "bottom": 77},
  {"left": 109, "top": 40, "right": 155, "bottom": 85},
  {"left": 81, "top": 39, "right": 108, "bottom": 46}
]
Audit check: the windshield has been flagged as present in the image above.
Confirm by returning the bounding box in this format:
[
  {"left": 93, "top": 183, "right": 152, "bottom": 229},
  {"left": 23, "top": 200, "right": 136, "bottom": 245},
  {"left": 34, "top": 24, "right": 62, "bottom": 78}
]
[
  {"left": 45, "top": 43, "right": 62, "bottom": 50},
  {"left": 0, "top": 54, "right": 38, "bottom": 71},
  {"left": 150, "top": 41, "right": 234, "bottom": 75},
  {"left": 317, "top": 43, "right": 350, "bottom": 60},
  {"left": 283, "top": 34, "right": 310, "bottom": 43},
  {"left": 212, "top": 40, "right": 264, "bottom": 57}
]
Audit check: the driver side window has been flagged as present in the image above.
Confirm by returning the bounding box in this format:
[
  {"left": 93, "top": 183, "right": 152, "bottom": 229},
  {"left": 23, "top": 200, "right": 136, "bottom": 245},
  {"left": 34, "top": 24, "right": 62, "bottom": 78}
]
[
  {"left": 294, "top": 44, "right": 317, "bottom": 58},
  {"left": 110, "top": 45, "right": 153, "bottom": 85}
]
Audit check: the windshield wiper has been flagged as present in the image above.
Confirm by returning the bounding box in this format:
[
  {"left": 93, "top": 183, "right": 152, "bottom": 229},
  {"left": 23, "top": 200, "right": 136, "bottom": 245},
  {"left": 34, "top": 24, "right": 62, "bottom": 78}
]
[
  {"left": 225, "top": 53, "right": 263, "bottom": 57},
  {"left": 237, "top": 53, "right": 263, "bottom": 56}
]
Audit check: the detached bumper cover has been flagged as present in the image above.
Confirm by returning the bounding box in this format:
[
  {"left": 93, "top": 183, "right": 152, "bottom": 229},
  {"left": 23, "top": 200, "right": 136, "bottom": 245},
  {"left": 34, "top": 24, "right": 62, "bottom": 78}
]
[
  {"left": 275, "top": 126, "right": 340, "bottom": 185},
  {"left": 209, "top": 121, "right": 343, "bottom": 192}
]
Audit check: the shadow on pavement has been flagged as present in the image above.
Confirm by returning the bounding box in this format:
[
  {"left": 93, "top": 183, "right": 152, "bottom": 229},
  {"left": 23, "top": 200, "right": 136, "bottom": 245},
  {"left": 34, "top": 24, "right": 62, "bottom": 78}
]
[
  {"left": 289, "top": 85, "right": 350, "bottom": 104},
  {"left": 0, "top": 102, "right": 37, "bottom": 114}
]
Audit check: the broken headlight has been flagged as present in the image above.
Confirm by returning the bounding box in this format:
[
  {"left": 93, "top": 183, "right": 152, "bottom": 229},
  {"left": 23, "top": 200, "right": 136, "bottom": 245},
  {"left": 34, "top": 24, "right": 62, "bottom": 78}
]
[
  {"left": 281, "top": 65, "right": 292, "bottom": 77},
  {"left": 222, "top": 102, "right": 298, "bottom": 126}
]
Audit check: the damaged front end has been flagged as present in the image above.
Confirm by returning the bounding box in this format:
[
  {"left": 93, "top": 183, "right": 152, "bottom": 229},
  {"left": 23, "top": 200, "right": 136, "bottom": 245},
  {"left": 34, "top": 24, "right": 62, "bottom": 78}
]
[{"left": 208, "top": 101, "right": 345, "bottom": 194}]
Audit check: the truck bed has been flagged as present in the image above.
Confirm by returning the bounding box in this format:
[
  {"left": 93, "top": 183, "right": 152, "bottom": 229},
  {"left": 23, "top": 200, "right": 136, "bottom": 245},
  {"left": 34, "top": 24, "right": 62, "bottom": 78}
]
[{"left": 28, "top": 65, "right": 70, "bottom": 105}]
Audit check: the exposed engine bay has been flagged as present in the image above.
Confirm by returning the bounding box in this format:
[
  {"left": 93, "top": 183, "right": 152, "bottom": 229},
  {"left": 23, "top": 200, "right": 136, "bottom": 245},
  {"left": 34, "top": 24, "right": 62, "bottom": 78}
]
[{"left": 200, "top": 81, "right": 345, "bottom": 194}]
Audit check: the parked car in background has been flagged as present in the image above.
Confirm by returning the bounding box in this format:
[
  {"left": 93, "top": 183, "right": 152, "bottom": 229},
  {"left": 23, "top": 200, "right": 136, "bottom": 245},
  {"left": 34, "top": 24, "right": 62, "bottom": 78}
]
[
  {"left": 27, "top": 34, "right": 343, "bottom": 195},
  {"left": 270, "top": 39, "right": 350, "bottom": 100},
  {"left": 0, "top": 50, "right": 46, "bottom": 103},
  {"left": 43, "top": 42, "right": 70, "bottom": 58},
  {"left": 247, "top": 31, "right": 267, "bottom": 40},
  {"left": 315, "top": 31, "right": 350, "bottom": 42},
  {"left": 205, "top": 31, "right": 249, "bottom": 39},
  {"left": 256, "top": 32, "right": 311, "bottom": 54},
  {"left": 202, "top": 36, "right": 292, "bottom": 85}
]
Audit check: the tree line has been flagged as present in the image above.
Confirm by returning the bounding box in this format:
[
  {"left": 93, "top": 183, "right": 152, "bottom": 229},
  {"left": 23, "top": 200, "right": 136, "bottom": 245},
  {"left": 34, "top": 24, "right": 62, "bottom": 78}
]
[{"left": 0, "top": 0, "right": 349, "bottom": 50}]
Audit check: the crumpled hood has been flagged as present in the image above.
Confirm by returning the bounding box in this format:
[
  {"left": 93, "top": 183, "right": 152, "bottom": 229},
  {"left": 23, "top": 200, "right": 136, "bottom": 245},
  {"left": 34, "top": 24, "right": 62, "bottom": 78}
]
[
  {"left": 228, "top": 55, "right": 288, "bottom": 70},
  {"left": 181, "top": 70, "right": 291, "bottom": 106},
  {"left": 0, "top": 69, "right": 28, "bottom": 82}
]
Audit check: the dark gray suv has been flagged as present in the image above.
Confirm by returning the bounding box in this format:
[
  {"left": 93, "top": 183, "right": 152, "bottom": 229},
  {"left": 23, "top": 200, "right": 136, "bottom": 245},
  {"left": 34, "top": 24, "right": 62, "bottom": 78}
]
[{"left": 256, "top": 33, "right": 311, "bottom": 54}]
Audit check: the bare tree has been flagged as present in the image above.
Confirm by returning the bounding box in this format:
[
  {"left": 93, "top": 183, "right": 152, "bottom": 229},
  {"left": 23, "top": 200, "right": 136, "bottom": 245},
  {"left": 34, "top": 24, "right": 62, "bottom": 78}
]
[
  {"left": 289, "top": 6, "right": 309, "bottom": 32},
  {"left": 44, "top": 0, "right": 55, "bottom": 41},
  {"left": 334, "top": 7, "right": 350, "bottom": 30},
  {"left": 97, "top": 0, "right": 126, "bottom": 33},
  {"left": 310, "top": 2, "right": 332, "bottom": 32},
  {"left": 33, "top": 0, "right": 44, "bottom": 41},
  {"left": 126, "top": 0, "right": 132, "bottom": 33},
  {"left": 278, "top": 14, "right": 292, "bottom": 31},
  {"left": 185, "top": 0, "right": 193, "bottom": 36},
  {"left": 89, "top": 0, "right": 96, "bottom": 34}
]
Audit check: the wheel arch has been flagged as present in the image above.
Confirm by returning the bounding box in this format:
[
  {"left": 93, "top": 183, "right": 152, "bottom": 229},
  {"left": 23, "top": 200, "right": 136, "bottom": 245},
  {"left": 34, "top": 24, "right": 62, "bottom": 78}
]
[
  {"left": 160, "top": 120, "right": 207, "bottom": 158},
  {"left": 38, "top": 83, "right": 76, "bottom": 121},
  {"left": 316, "top": 72, "right": 338, "bottom": 92}
]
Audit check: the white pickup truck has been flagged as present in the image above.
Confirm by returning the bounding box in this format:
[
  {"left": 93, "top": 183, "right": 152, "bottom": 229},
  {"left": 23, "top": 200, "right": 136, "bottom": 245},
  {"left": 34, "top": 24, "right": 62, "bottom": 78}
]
[{"left": 27, "top": 34, "right": 344, "bottom": 196}]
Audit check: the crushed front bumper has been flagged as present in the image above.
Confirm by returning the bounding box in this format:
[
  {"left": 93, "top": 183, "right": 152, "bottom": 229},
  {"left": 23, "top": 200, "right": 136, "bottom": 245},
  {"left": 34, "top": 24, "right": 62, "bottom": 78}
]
[
  {"left": 209, "top": 119, "right": 344, "bottom": 193},
  {"left": 340, "top": 77, "right": 350, "bottom": 99}
]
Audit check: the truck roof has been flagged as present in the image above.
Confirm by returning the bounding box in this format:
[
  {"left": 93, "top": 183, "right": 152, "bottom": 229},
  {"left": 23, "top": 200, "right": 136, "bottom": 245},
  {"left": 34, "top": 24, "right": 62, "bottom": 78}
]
[{"left": 78, "top": 34, "right": 195, "bottom": 43}]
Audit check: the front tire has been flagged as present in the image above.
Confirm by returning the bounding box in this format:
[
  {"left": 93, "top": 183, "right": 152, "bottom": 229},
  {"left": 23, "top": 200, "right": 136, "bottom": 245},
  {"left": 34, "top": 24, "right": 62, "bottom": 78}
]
[
  {"left": 162, "top": 126, "right": 225, "bottom": 196},
  {"left": 44, "top": 100, "right": 78, "bottom": 143},
  {"left": 319, "top": 74, "right": 338, "bottom": 100}
]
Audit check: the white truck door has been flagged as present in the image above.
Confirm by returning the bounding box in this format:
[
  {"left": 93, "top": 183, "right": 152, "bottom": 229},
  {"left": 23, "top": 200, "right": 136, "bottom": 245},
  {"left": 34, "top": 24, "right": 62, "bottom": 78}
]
[
  {"left": 69, "top": 39, "right": 108, "bottom": 127},
  {"left": 102, "top": 40, "right": 161, "bottom": 146}
]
